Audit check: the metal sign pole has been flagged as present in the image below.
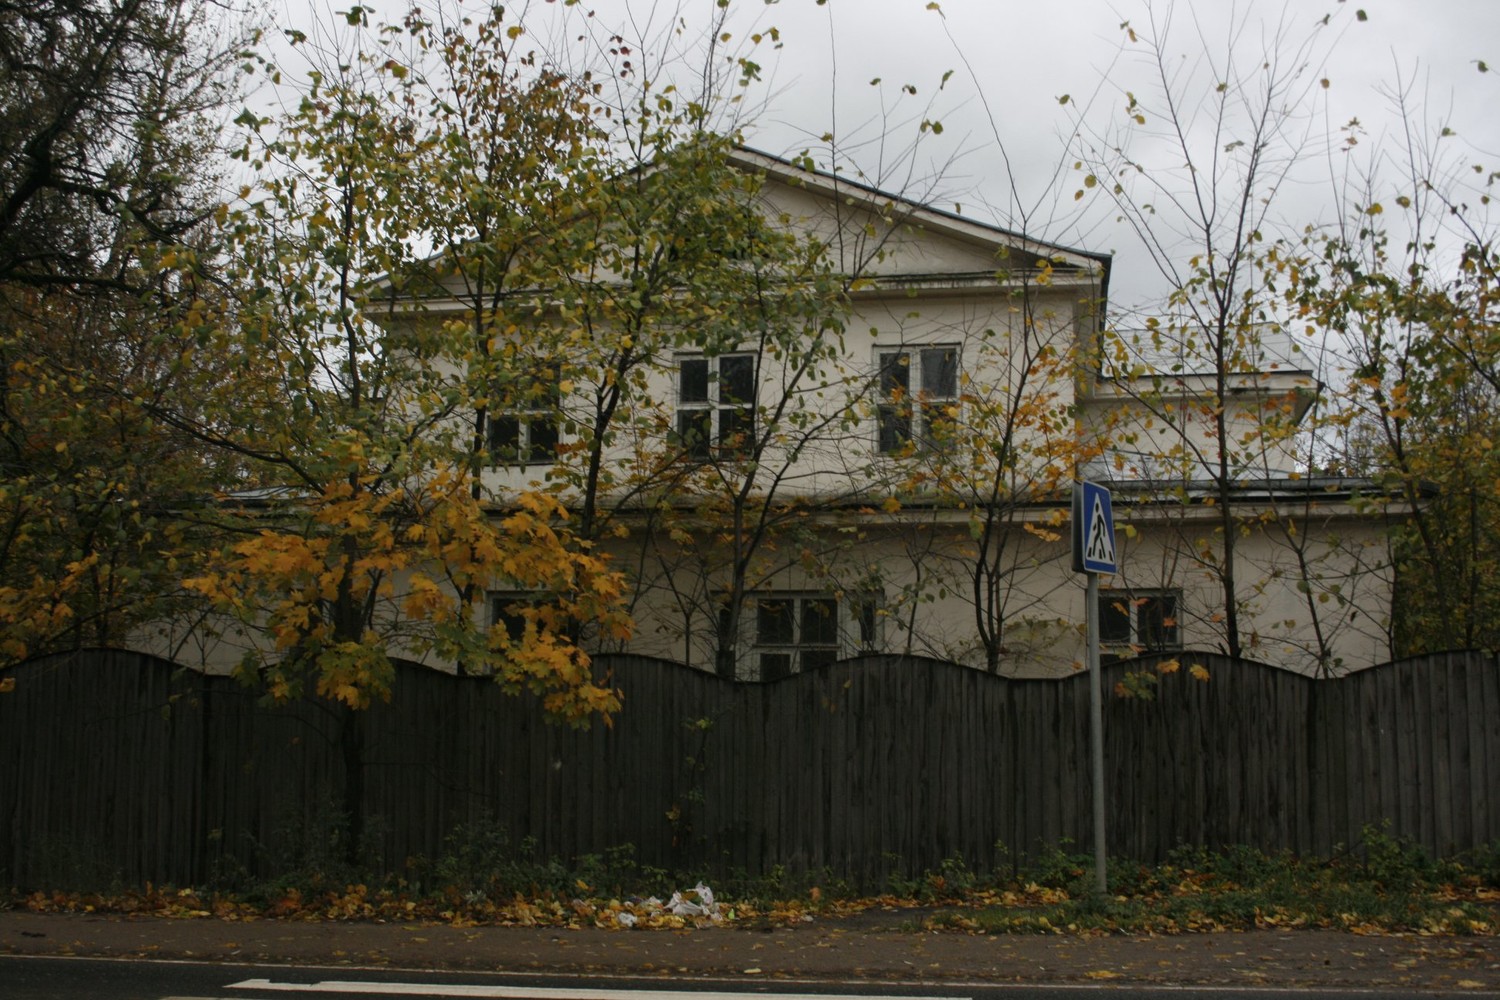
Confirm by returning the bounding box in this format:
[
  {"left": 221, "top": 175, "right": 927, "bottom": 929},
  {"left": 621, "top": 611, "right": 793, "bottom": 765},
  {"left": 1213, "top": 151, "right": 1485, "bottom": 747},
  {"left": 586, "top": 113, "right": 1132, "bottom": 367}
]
[
  {"left": 1073, "top": 481, "right": 1113, "bottom": 900},
  {"left": 1087, "top": 569, "right": 1107, "bottom": 898}
]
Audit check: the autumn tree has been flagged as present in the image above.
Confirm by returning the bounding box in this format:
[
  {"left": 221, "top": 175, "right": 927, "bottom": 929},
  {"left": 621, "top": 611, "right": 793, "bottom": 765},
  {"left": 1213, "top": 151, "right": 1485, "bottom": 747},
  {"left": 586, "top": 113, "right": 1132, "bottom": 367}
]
[
  {"left": 1290, "top": 90, "right": 1500, "bottom": 654},
  {"left": 1069, "top": 1, "right": 1364, "bottom": 663},
  {"left": 180, "top": 4, "right": 634, "bottom": 709},
  {"left": 812, "top": 5, "right": 1111, "bottom": 674},
  {"left": 367, "top": 3, "right": 614, "bottom": 664},
  {"left": 0, "top": 0, "right": 239, "bottom": 286},
  {"left": 614, "top": 153, "right": 859, "bottom": 678},
  {"left": 138, "top": 5, "right": 648, "bottom": 856},
  {"left": 457, "top": 8, "right": 869, "bottom": 678},
  {"left": 829, "top": 243, "right": 1100, "bottom": 674},
  {"left": 0, "top": 0, "right": 245, "bottom": 665}
]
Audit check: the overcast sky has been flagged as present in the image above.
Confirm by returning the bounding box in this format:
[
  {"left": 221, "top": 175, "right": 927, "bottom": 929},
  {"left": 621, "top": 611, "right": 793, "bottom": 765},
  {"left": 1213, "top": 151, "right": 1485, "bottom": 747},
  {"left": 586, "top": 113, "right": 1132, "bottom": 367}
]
[
  {"left": 710, "top": 0, "right": 1500, "bottom": 310},
  {"left": 276, "top": 0, "right": 1500, "bottom": 311}
]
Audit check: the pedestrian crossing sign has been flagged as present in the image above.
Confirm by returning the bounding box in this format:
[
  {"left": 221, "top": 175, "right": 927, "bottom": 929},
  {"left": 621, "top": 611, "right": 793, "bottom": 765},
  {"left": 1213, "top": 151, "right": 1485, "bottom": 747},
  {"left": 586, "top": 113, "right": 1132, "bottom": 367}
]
[{"left": 1072, "top": 481, "right": 1117, "bottom": 574}]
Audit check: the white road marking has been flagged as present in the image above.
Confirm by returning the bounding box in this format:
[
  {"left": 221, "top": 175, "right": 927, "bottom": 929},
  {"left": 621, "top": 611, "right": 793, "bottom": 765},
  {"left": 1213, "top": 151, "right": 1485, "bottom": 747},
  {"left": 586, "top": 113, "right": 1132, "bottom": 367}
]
[{"left": 228, "top": 981, "right": 969, "bottom": 1000}]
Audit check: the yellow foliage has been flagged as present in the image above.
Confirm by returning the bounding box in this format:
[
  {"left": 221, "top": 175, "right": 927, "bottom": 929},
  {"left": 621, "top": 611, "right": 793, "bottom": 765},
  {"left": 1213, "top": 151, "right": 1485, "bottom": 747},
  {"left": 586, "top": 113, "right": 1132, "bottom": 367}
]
[{"left": 194, "top": 457, "right": 629, "bottom": 721}]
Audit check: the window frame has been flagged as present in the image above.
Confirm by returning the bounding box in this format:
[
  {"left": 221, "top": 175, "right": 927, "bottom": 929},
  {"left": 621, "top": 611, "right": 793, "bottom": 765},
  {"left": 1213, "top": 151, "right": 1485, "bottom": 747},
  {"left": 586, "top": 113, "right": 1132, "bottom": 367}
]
[
  {"left": 721, "top": 590, "right": 885, "bottom": 681},
  {"left": 876, "top": 344, "right": 960, "bottom": 454},
  {"left": 487, "top": 364, "right": 562, "bottom": 467},
  {"left": 489, "top": 591, "right": 548, "bottom": 643},
  {"left": 748, "top": 593, "right": 840, "bottom": 681},
  {"left": 1097, "top": 588, "right": 1183, "bottom": 653},
  {"left": 675, "top": 351, "right": 758, "bottom": 460}
]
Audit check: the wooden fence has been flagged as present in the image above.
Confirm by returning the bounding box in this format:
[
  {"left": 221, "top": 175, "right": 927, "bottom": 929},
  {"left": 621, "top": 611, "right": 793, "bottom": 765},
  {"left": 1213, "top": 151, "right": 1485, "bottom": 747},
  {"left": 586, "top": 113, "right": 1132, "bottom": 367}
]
[{"left": 1, "top": 649, "right": 1497, "bottom": 890}]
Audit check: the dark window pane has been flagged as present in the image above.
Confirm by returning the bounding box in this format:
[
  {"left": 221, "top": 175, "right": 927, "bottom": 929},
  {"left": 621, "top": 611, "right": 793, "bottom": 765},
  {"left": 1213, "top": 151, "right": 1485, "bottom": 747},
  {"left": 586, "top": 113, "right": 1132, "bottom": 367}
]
[
  {"left": 879, "top": 351, "right": 910, "bottom": 397},
  {"left": 679, "top": 357, "right": 709, "bottom": 403},
  {"left": 719, "top": 354, "right": 755, "bottom": 405},
  {"left": 491, "top": 597, "right": 529, "bottom": 640},
  {"left": 802, "top": 597, "right": 839, "bottom": 645},
  {"left": 878, "top": 404, "right": 911, "bottom": 453},
  {"left": 855, "top": 600, "right": 879, "bottom": 650},
  {"left": 677, "top": 409, "right": 711, "bottom": 459},
  {"left": 922, "top": 347, "right": 958, "bottom": 397},
  {"left": 489, "top": 415, "right": 521, "bottom": 461},
  {"left": 528, "top": 416, "right": 558, "bottom": 463},
  {"left": 718, "top": 405, "right": 754, "bottom": 453},
  {"left": 1099, "top": 595, "right": 1132, "bottom": 644},
  {"left": 1140, "top": 595, "right": 1180, "bottom": 649},
  {"left": 757, "top": 599, "right": 795, "bottom": 645}
]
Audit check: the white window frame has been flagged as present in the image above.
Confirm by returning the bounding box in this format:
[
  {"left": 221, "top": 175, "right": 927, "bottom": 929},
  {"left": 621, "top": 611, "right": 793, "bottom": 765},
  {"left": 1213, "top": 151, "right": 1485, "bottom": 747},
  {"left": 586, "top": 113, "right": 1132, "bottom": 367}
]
[
  {"left": 722, "top": 591, "right": 885, "bottom": 681},
  {"left": 1097, "top": 588, "right": 1183, "bottom": 653},
  {"left": 488, "top": 364, "right": 561, "bottom": 467},
  {"left": 876, "top": 344, "right": 960, "bottom": 453},
  {"left": 675, "top": 352, "right": 757, "bottom": 460}
]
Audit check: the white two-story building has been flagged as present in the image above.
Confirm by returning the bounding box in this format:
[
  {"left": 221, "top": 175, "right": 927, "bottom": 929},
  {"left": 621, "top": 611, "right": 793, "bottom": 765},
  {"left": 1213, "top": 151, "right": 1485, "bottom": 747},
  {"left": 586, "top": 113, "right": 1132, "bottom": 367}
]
[
  {"left": 157, "top": 146, "right": 1397, "bottom": 681},
  {"left": 451, "top": 147, "right": 1396, "bottom": 678}
]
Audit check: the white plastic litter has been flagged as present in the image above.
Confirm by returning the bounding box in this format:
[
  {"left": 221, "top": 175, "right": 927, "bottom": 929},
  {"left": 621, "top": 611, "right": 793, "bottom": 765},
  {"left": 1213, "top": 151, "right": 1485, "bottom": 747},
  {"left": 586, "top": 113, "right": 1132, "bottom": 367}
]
[
  {"left": 616, "top": 911, "right": 637, "bottom": 928},
  {"left": 666, "top": 882, "right": 719, "bottom": 919}
]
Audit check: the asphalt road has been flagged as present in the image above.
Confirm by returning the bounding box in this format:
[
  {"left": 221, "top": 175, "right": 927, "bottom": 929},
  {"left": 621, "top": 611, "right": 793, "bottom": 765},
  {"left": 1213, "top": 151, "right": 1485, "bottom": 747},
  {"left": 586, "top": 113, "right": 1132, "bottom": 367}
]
[
  {"left": 4, "top": 908, "right": 1498, "bottom": 995},
  {"left": 4, "top": 955, "right": 1492, "bottom": 1000}
]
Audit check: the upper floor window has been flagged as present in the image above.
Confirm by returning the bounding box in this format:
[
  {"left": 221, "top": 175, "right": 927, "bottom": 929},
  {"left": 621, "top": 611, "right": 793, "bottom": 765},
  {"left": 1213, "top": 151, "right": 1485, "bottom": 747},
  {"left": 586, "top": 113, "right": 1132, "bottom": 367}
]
[
  {"left": 489, "top": 365, "right": 559, "bottom": 466},
  {"left": 877, "top": 345, "right": 959, "bottom": 453},
  {"left": 1098, "top": 589, "right": 1181, "bottom": 653},
  {"left": 676, "top": 353, "right": 756, "bottom": 460}
]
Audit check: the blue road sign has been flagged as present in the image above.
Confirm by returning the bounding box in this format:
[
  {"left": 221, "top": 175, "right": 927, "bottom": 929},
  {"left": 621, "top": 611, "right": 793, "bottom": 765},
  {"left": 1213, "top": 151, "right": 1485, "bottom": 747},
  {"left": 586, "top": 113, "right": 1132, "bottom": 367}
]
[{"left": 1072, "top": 481, "right": 1117, "bottom": 575}]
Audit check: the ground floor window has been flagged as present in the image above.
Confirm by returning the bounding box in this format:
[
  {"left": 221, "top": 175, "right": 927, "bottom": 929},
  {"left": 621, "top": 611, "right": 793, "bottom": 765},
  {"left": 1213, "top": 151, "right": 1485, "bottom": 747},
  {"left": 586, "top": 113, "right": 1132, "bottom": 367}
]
[
  {"left": 753, "top": 594, "right": 838, "bottom": 680},
  {"left": 1098, "top": 588, "right": 1182, "bottom": 653},
  {"left": 724, "top": 591, "right": 884, "bottom": 681},
  {"left": 490, "top": 591, "right": 546, "bottom": 642}
]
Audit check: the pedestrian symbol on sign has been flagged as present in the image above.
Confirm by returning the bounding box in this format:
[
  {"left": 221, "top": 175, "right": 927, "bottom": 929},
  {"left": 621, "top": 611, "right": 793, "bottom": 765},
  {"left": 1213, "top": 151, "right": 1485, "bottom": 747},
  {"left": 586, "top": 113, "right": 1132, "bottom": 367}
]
[{"left": 1086, "top": 494, "right": 1115, "bottom": 566}]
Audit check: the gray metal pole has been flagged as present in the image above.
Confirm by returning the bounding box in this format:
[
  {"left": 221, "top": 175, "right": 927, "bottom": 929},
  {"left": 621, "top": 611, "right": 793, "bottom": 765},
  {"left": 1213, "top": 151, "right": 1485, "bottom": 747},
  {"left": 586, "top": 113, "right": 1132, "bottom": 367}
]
[{"left": 1087, "top": 570, "right": 1107, "bottom": 897}]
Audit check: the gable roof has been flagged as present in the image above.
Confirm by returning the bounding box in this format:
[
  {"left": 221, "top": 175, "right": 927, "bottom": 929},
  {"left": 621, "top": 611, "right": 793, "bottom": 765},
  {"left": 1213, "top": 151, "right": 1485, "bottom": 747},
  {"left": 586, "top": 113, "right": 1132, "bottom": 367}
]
[
  {"left": 726, "top": 146, "right": 1111, "bottom": 278},
  {"left": 375, "top": 142, "right": 1112, "bottom": 313}
]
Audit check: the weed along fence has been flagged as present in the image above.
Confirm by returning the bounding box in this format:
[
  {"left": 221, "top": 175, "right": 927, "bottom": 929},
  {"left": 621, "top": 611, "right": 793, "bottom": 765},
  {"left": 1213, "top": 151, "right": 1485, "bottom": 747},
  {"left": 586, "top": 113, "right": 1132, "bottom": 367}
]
[{"left": 2, "top": 649, "right": 1498, "bottom": 890}]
